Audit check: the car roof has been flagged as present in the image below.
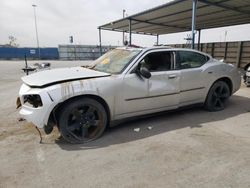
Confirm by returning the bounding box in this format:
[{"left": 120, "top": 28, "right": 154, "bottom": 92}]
[{"left": 115, "top": 46, "right": 212, "bottom": 58}]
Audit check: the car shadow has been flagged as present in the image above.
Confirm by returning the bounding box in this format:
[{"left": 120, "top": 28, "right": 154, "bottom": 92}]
[{"left": 55, "top": 95, "right": 250, "bottom": 151}]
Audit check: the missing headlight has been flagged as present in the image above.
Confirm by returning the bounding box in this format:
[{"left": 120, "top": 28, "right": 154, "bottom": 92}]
[{"left": 23, "top": 95, "right": 43, "bottom": 108}]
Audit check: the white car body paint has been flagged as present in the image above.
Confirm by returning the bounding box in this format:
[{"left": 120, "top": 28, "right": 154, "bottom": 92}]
[
  {"left": 18, "top": 47, "right": 241, "bottom": 128},
  {"left": 22, "top": 67, "right": 110, "bottom": 87}
]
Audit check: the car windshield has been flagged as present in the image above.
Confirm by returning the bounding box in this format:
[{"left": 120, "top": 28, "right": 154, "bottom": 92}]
[{"left": 91, "top": 48, "right": 141, "bottom": 74}]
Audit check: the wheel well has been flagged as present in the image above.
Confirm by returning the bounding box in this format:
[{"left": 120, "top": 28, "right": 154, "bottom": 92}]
[
  {"left": 214, "top": 77, "right": 233, "bottom": 95},
  {"left": 48, "top": 95, "right": 111, "bottom": 129}
]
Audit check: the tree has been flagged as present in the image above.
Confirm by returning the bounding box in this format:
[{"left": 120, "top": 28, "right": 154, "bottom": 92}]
[{"left": 8, "top": 36, "right": 19, "bottom": 47}]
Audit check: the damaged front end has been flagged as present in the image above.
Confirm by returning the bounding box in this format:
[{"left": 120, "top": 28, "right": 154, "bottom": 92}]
[
  {"left": 16, "top": 94, "right": 43, "bottom": 109},
  {"left": 23, "top": 94, "right": 43, "bottom": 108},
  {"left": 17, "top": 92, "right": 56, "bottom": 144},
  {"left": 17, "top": 83, "right": 57, "bottom": 133}
]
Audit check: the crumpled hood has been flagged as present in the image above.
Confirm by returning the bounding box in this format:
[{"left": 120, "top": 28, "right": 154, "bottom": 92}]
[{"left": 22, "top": 67, "right": 110, "bottom": 87}]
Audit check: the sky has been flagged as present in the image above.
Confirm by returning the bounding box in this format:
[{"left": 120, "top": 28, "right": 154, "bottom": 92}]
[{"left": 1, "top": 0, "right": 250, "bottom": 47}]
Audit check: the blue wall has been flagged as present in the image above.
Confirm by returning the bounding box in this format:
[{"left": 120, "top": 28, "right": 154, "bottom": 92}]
[{"left": 0, "top": 47, "right": 59, "bottom": 59}]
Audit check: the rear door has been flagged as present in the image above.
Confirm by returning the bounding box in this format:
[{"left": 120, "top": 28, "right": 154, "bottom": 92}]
[{"left": 176, "top": 50, "right": 209, "bottom": 105}]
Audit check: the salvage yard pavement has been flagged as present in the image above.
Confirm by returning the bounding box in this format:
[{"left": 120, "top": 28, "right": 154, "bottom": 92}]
[{"left": 1, "top": 60, "right": 250, "bottom": 188}]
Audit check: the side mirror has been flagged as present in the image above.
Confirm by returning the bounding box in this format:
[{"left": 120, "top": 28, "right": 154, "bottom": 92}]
[{"left": 139, "top": 67, "right": 151, "bottom": 79}]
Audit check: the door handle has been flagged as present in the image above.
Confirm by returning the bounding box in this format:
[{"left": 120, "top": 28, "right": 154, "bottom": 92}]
[{"left": 168, "top": 74, "right": 177, "bottom": 79}]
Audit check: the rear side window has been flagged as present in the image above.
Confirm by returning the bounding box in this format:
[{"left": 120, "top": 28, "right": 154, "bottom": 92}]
[{"left": 177, "top": 51, "right": 209, "bottom": 69}]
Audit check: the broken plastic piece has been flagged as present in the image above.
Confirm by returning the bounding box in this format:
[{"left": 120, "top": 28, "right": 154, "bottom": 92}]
[
  {"left": 35, "top": 126, "right": 43, "bottom": 144},
  {"left": 18, "top": 117, "right": 25, "bottom": 122},
  {"left": 16, "top": 97, "right": 21, "bottom": 109}
]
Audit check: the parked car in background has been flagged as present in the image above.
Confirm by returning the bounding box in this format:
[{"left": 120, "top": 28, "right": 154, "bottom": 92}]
[
  {"left": 243, "top": 63, "right": 250, "bottom": 87},
  {"left": 17, "top": 47, "right": 241, "bottom": 143}
]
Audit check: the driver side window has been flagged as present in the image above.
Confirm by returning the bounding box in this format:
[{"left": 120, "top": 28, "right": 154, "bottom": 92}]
[{"left": 139, "top": 51, "right": 173, "bottom": 72}]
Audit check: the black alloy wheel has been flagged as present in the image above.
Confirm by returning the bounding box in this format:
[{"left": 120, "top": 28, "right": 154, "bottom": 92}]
[
  {"left": 59, "top": 98, "right": 107, "bottom": 144},
  {"left": 205, "top": 81, "right": 230, "bottom": 111}
]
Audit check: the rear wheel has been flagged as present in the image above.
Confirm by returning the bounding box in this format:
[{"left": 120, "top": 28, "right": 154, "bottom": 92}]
[
  {"left": 59, "top": 97, "right": 107, "bottom": 144},
  {"left": 244, "top": 63, "right": 250, "bottom": 87},
  {"left": 204, "top": 81, "right": 230, "bottom": 111}
]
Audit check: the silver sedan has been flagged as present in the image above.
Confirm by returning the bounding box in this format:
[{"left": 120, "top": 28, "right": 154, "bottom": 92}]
[{"left": 17, "top": 47, "right": 241, "bottom": 143}]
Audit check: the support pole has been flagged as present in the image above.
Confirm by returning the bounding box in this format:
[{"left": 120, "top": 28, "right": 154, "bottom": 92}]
[
  {"left": 32, "top": 4, "right": 40, "bottom": 59},
  {"left": 156, "top": 35, "right": 159, "bottom": 45},
  {"left": 224, "top": 42, "right": 228, "bottom": 60},
  {"left": 198, "top": 29, "right": 201, "bottom": 50},
  {"left": 236, "top": 41, "right": 243, "bottom": 68},
  {"left": 122, "top": 9, "right": 125, "bottom": 45},
  {"left": 99, "top": 28, "right": 102, "bottom": 56},
  {"left": 191, "top": 0, "right": 197, "bottom": 49},
  {"left": 129, "top": 19, "right": 132, "bottom": 46}
]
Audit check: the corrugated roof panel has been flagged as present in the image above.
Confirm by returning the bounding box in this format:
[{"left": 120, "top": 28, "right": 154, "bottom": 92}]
[
  {"left": 174, "top": 12, "right": 244, "bottom": 28},
  {"left": 99, "top": 0, "right": 250, "bottom": 35},
  {"left": 134, "top": 1, "right": 194, "bottom": 21},
  {"left": 197, "top": 17, "right": 250, "bottom": 29},
  {"left": 148, "top": 6, "right": 224, "bottom": 24},
  {"left": 221, "top": 0, "right": 250, "bottom": 7}
]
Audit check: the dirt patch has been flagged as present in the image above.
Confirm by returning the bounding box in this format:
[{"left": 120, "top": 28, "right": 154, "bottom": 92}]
[{"left": 0, "top": 122, "right": 35, "bottom": 141}]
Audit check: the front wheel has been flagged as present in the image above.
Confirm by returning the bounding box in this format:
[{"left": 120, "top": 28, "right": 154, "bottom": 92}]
[
  {"left": 59, "top": 97, "right": 107, "bottom": 144},
  {"left": 204, "top": 81, "right": 230, "bottom": 111}
]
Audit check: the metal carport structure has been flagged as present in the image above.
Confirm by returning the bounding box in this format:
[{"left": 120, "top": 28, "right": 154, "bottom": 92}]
[{"left": 98, "top": 0, "right": 250, "bottom": 53}]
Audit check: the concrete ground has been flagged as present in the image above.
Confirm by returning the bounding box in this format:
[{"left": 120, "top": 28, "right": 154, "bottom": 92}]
[{"left": 0, "top": 60, "right": 250, "bottom": 188}]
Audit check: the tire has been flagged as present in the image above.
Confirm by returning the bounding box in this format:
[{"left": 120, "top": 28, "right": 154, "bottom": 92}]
[
  {"left": 243, "top": 63, "right": 250, "bottom": 84},
  {"left": 204, "top": 81, "right": 230, "bottom": 112},
  {"left": 59, "top": 97, "right": 107, "bottom": 144}
]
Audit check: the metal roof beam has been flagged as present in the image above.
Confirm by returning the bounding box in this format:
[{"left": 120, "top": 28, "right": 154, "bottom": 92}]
[
  {"left": 199, "top": 0, "right": 250, "bottom": 16},
  {"left": 131, "top": 18, "right": 188, "bottom": 30},
  {"left": 134, "top": 25, "right": 185, "bottom": 34},
  {"left": 98, "top": 27, "right": 157, "bottom": 36}
]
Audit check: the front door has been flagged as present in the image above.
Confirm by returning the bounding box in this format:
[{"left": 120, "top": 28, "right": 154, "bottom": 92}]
[
  {"left": 116, "top": 50, "right": 180, "bottom": 118},
  {"left": 148, "top": 70, "right": 180, "bottom": 109},
  {"left": 115, "top": 73, "right": 149, "bottom": 116},
  {"left": 145, "top": 51, "right": 180, "bottom": 109}
]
